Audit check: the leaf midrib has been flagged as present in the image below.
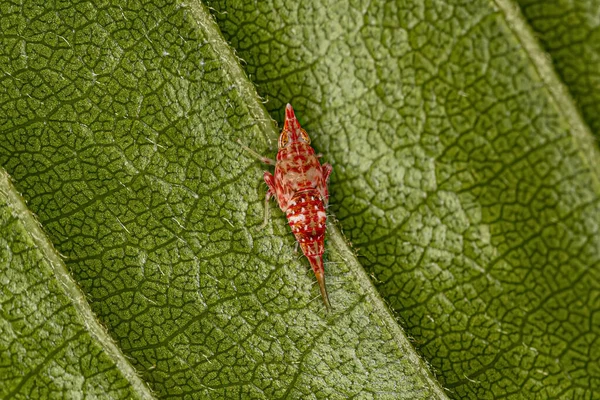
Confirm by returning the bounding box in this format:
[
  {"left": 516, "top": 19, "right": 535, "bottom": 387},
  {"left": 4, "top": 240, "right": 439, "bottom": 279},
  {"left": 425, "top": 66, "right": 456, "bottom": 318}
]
[
  {"left": 181, "top": 1, "right": 451, "bottom": 397},
  {"left": 495, "top": 0, "right": 600, "bottom": 185},
  {"left": 0, "top": 169, "right": 156, "bottom": 400}
]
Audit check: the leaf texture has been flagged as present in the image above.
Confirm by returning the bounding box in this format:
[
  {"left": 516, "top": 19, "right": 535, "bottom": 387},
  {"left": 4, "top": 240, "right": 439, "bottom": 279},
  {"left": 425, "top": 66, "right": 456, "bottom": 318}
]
[
  {"left": 207, "top": 0, "right": 600, "bottom": 398},
  {"left": 0, "top": 170, "right": 153, "bottom": 399},
  {"left": 0, "top": 0, "right": 447, "bottom": 398},
  {"left": 517, "top": 0, "right": 600, "bottom": 139}
]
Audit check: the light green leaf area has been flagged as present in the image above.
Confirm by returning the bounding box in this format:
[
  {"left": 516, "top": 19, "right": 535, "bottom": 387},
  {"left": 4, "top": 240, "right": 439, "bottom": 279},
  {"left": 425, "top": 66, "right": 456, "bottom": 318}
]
[
  {"left": 517, "top": 0, "right": 600, "bottom": 139},
  {"left": 0, "top": 1, "right": 445, "bottom": 399},
  {"left": 0, "top": 170, "right": 151, "bottom": 399},
  {"left": 207, "top": 0, "right": 600, "bottom": 399}
]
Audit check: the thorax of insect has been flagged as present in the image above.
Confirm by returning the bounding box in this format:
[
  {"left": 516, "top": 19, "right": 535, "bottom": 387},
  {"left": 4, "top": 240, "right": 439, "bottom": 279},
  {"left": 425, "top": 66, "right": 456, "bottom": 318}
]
[{"left": 274, "top": 141, "right": 330, "bottom": 211}]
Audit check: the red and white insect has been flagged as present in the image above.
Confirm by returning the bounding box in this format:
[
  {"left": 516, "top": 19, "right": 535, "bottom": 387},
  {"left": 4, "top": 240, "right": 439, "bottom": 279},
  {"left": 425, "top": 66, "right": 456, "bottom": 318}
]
[{"left": 239, "top": 104, "right": 333, "bottom": 309}]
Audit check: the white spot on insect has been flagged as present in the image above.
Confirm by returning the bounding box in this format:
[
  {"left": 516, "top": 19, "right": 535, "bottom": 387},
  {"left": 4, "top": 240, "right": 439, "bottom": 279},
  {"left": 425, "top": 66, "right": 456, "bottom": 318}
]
[
  {"left": 288, "top": 214, "right": 305, "bottom": 223},
  {"left": 300, "top": 198, "right": 304, "bottom": 203},
  {"left": 317, "top": 211, "right": 327, "bottom": 219},
  {"left": 311, "top": 196, "right": 315, "bottom": 200},
  {"left": 314, "top": 206, "right": 318, "bottom": 210},
  {"left": 301, "top": 207, "right": 305, "bottom": 212}
]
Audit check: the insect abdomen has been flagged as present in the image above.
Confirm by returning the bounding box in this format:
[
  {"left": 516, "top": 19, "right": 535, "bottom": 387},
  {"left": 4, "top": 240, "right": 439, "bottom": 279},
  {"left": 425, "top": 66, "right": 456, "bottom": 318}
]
[
  {"left": 285, "top": 189, "right": 326, "bottom": 250},
  {"left": 285, "top": 189, "right": 330, "bottom": 308}
]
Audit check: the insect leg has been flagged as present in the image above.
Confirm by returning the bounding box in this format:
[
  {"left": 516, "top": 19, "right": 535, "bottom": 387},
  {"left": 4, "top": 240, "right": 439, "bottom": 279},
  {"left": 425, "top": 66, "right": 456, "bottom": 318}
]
[
  {"left": 260, "top": 171, "right": 277, "bottom": 228},
  {"left": 237, "top": 139, "right": 276, "bottom": 165},
  {"left": 322, "top": 163, "right": 333, "bottom": 182},
  {"left": 260, "top": 190, "right": 273, "bottom": 228}
]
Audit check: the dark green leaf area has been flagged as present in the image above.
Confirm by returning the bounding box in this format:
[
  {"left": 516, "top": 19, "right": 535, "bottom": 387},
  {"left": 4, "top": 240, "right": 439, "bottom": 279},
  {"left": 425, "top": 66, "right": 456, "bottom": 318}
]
[
  {"left": 0, "top": 179, "right": 142, "bottom": 399},
  {"left": 0, "top": 1, "right": 444, "bottom": 398},
  {"left": 208, "top": 0, "right": 600, "bottom": 398},
  {"left": 517, "top": 0, "right": 600, "bottom": 139}
]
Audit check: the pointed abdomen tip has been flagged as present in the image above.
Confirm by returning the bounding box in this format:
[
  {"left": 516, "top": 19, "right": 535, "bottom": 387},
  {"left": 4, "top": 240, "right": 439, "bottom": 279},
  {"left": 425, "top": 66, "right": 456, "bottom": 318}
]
[{"left": 315, "top": 272, "right": 331, "bottom": 311}]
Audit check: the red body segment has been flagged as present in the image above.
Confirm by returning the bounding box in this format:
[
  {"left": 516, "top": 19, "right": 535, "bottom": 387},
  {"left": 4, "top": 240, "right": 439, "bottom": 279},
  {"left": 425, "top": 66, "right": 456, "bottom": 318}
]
[
  {"left": 285, "top": 189, "right": 328, "bottom": 303},
  {"left": 241, "top": 104, "right": 332, "bottom": 309}
]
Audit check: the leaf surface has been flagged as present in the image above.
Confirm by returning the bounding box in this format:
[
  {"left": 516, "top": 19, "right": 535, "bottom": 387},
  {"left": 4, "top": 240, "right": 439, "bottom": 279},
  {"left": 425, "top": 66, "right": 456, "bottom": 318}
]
[
  {"left": 207, "top": 0, "right": 600, "bottom": 398},
  {"left": 0, "top": 170, "right": 153, "bottom": 399},
  {"left": 0, "top": 0, "right": 446, "bottom": 398},
  {"left": 516, "top": 0, "right": 600, "bottom": 139}
]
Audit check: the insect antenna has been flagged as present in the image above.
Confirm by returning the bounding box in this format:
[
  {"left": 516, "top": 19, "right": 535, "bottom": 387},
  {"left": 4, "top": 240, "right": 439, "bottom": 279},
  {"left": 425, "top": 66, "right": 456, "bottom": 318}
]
[{"left": 237, "top": 139, "right": 276, "bottom": 166}]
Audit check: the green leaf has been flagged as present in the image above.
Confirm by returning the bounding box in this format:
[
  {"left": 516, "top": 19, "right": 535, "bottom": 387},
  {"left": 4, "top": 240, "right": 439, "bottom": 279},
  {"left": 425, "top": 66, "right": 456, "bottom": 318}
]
[
  {"left": 0, "top": 1, "right": 445, "bottom": 398},
  {"left": 0, "top": 169, "right": 153, "bottom": 399},
  {"left": 4, "top": 0, "right": 600, "bottom": 398},
  {"left": 516, "top": 0, "right": 600, "bottom": 140},
  {"left": 206, "top": 0, "right": 600, "bottom": 398}
]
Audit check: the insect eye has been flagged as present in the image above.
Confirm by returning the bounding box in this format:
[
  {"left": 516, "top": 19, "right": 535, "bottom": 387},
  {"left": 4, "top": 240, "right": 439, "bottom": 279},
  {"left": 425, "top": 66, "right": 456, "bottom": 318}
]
[
  {"left": 279, "top": 131, "right": 289, "bottom": 148},
  {"left": 300, "top": 130, "right": 311, "bottom": 144}
]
